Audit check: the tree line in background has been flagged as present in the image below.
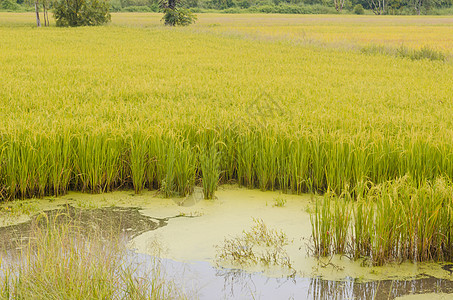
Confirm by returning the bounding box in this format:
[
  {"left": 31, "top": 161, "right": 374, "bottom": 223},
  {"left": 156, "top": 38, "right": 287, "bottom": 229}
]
[
  {"left": 1, "top": 0, "right": 452, "bottom": 14},
  {"left": 0, "top": 0, "right": 452, "bottom": 21}
]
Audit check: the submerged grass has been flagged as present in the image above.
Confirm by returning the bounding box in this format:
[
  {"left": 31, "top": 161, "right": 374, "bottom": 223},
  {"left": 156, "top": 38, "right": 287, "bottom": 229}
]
[
  {"left": 310, "top": 176, "right": 453, "bottom": 266},
  {"left": 0, "top": 212, "right": 186, "bottom": 299}
]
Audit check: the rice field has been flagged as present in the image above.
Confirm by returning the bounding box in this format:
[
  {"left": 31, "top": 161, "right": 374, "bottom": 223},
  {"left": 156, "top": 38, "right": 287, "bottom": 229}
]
[
  {"left": 1, "top": 13, "right": 453, "bottom": 202},
  {"left": 1, "top": 14, "right": 453, "bottom": 266}
]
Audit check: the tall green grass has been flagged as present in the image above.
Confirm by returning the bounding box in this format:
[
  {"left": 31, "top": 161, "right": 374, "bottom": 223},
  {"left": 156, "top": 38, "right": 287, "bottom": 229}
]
[
  {"left": 2, "top": 130, "right": 453, "bottom": 201},
  {"left": 310, "top": 176, "right": 453, "bottom": 265},
  {"left": 0, "top": 212, "right": 187, "bottom": 299}
]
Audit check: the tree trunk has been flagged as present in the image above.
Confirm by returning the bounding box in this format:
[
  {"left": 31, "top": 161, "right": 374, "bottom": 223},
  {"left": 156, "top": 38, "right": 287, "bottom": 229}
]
[
  {"left": 43, "top": 3, "right": 50, "bottom": 26},
  {"left": 35, "top": 1, "right": 41, "bottom": 27}
]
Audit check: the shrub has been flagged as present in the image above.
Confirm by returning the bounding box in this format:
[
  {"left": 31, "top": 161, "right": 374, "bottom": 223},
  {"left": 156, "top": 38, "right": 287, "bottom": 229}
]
[
  {"left": 54, "top": 0, "right": 111, "bottom": 27},
  {"left": 353, "top": 4, "right": 364, "bottom": 14},
  {"left": 0, "top": 0, "right": 20, "bottom": 11},
  {"left": 162, "top": 8, "right": 197, "bottom": 26}
]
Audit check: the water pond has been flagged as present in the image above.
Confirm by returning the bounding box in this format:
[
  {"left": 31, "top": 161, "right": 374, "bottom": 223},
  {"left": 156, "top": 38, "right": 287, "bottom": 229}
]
[{"left": 1, "top": 186, "right": 452, "bottom": 299}]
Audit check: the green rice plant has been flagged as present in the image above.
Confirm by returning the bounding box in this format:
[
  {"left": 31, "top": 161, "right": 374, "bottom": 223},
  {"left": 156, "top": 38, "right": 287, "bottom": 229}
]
[
  {"left": 352, "top": 198, "right": 373, "bottom": 258},
  {"left": 310, "top": 195, "right": 333, "bottom": 257},
  {"left": 288, "top": 135, "right": 311, "bottom": 194},
  {"left": 324, "top": 135, "right": 354, "bottom": 194},
  {"left": 0, "top": 139, "right": 6, "bottom": 200},
  {"left": 153, "top": 134, "right": 196, "bottom": 198},
  {"left": 198, "top": 141, "right": 222, "bottom": 199},
  {"left": 129, "top": 130, "right": 148, "bottom": 194},
  {"left": 174, "top": 139, "right": 196, "bottom": 197},
  {"left": 5, "top": 136, "right": 37, "bottom": 200},
  {"left": 397, "top": 45, "right": 446, "bottom": 62},
  {"left": 310, "top": 176, "right": 453, "bottom": 265},
  {"left": 219, "top": 127, "right": 237, "bottom": 183},
  {"left": 17, "top": 138, "right": 33, "bottom": 199},
  {"left": 48, "top": 132, "right": 72, "bottom": 197},
  {"left": 333, "top": 191, "right": 351, "bottom": 254},
  {"left": 34, "top": 136, "right": 49, "bottom": 198},
  {"left": 3, "top": 138, "right": 17, "bottom": 200},
  {"left": 161, "top": 140, "right": 177, "bottom": 198},
  {"left": 255, "top": 132, "right": 278, "bottom": 191},
  {"left": 276, "top": 136, "right": 290, "bottom": 193},
  {"left": 73, "top": 133, "right": 123, "bottom": 193},
  {"left": 309, "top": 134, "right": 327, "bottom": 193},
  {"left": 148, "top": 133, "right": 168, "bottom": 191},
  {"left": 236, "top": 131, "right": 256, "bottom": 189},
  {"left": 367, "top": 137, "right": 400, "bottom": 185}
]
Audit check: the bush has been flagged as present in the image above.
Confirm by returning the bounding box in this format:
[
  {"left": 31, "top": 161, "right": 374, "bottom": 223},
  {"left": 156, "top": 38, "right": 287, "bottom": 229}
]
[
  {"left": 0, "top": 0, "right": 20, "bottom": 11},
  {"left": 353, "top": 4, "right": 364, "bottom": 14},
  {"left": 54, "top": 0, "right": 111, "bottom": 27},
  {"left": 162, "top": 8, "right": 197, "bottom": 26}
]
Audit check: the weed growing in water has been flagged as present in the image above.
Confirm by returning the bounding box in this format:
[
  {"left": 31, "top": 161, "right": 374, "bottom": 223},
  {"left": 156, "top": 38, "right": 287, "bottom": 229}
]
[
  {"left": 216, "top": 218, "right": 292, "bottom": 269},
  {"left": 273, "top": 195, "right": 287, "bottom": 207}
]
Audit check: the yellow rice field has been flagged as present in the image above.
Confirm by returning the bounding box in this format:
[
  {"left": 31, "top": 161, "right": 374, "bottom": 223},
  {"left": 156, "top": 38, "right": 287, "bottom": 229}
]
[{"left": 0, "top": 12, "right": 452, "bottom": 200}]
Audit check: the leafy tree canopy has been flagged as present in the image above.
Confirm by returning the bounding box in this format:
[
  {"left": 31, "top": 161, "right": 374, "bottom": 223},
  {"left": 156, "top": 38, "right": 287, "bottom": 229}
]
[{"left": 54, "top": 0, "right": 111, "bottom": 27}]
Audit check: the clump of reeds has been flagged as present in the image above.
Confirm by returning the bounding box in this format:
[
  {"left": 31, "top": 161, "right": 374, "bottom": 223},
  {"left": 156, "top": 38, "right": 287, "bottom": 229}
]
[
  {"left": 0, "top": 212, "right": 186, "bottom": 299},
  {"left": 310, "top": 176, "right": 453, "bottom": 266}
]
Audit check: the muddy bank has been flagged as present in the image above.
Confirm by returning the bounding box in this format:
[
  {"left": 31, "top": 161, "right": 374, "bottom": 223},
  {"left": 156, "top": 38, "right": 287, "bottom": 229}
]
[{"left": 0, "top": 205, "right": 163, "bottom": 252}]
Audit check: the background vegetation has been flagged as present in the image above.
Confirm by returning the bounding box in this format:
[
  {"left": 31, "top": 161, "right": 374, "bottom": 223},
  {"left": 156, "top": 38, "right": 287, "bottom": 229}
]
[{"left": 1, "top": 0, "right": 452, "bottom": 14}]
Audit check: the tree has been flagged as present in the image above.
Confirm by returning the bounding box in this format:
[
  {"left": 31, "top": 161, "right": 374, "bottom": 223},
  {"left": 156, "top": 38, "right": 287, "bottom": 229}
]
[
  {"left": 412, "top": 0, "right": 441, "bottom": 14},
  {"left": 159, "top": 0, "right": 196, "bottom": 26},
  {"left": 366, "top": 0, "right": 386, "bottom": 14},
  {"left": 334, "top": 0, "right": 345, "bottom": 11},
  {"left": 29, "top": 0, "right": 54, "bottom": 27},
  {"left": 53, "top": 0, "right": 111, "bottom": 27}
]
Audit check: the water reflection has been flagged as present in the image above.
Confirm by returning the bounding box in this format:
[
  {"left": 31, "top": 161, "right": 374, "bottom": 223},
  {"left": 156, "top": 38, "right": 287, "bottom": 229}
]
[
  {"left": 309, "top": 276, "right": 453, "bottom": 300},
  {"left": 1, "top": 205, "right": 452, "bottom": 299},
  {"left": 129, "top": 251, "right": 453, "bottom": 300}
]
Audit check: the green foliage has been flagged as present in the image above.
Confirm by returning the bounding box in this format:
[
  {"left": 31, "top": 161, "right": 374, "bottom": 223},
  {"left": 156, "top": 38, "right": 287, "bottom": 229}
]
[
  {"left": 162, "top": 7, "right": 197, "bottom": 26},
  {"left": 54, "top": 0, "right": 111, "bottom": 27},
  {"left": 198, "top": 142, "right": 221, "bottom": 200},
  {"left": 0, "top": 0, "right": 20, "bottom": 11},
  {"left": 353, "top": 3, "right": 364, "bottom": 13}
]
